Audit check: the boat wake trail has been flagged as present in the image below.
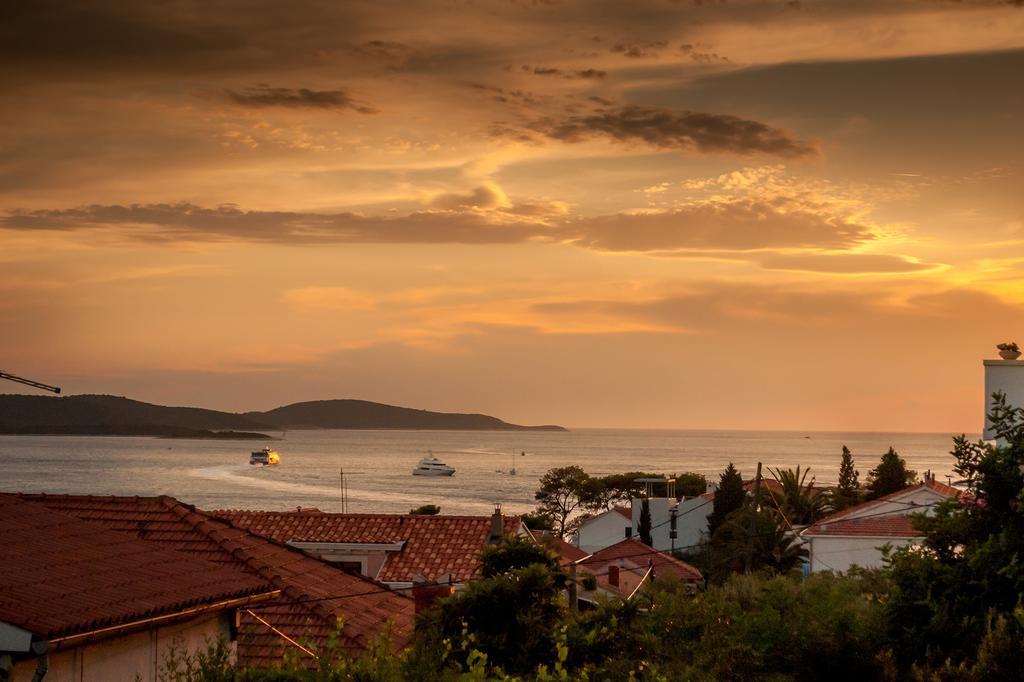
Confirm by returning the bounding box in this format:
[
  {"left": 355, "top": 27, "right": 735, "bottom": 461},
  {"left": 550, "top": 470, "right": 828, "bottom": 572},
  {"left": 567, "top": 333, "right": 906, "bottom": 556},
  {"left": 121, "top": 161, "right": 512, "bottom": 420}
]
[{"left": 188, "top": 464, "right": 453, "bottom": 508}]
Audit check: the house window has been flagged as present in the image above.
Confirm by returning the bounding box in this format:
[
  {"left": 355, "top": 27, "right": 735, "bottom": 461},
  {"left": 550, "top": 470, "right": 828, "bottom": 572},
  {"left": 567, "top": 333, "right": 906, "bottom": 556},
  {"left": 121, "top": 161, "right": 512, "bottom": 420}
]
[{"left": 333, "top": 560, "right": 364, "bottom": 574}]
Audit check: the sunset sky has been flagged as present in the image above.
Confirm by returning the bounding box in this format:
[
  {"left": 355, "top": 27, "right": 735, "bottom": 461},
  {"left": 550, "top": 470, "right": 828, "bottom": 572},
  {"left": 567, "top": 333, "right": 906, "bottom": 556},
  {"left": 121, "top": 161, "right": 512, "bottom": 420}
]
[{"left": 3, "top": 0, "right": 1023, "bottom": 431}]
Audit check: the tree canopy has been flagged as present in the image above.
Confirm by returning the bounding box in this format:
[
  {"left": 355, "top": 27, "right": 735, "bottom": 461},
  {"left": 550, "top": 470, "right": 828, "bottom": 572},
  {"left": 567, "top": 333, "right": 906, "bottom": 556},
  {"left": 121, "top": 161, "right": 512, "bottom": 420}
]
[
  {"left": 533, "top": 465, "right": 600, "bottom": 537},
  {"left": 708, "top": 462, "right": 746, "bottom": 535},
  {"left": 638, "top": 498, "right": 652, "bottom": 546},
  {"left": 883, "top": 391, "right": 1024, "bottom": 675},
  {"left": 767, "top": 465, "right": 828, "bottom": 525},
  {"left": 866, "top": 447, "right": 916, "bottom": 499},
  {"left": 834, "top": 445, "right": 860, "bottom": 509}
]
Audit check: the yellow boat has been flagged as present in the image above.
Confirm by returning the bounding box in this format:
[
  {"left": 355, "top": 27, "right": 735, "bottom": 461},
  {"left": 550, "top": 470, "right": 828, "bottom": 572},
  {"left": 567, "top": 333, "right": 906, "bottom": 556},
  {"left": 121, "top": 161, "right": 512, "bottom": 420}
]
[{"left": 249, "top": 446, "right": 280, "bottom": 466}]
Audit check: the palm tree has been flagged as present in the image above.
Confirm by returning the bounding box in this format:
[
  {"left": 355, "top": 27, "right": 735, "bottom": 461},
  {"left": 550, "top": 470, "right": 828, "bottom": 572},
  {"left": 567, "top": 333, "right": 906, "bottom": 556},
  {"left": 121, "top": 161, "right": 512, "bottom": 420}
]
[
  {"left": 710, "top": 506, "right": 808, "bottom": 576},
  {"left": 766, "top": 465, "right": 830, "bottom": 526}
]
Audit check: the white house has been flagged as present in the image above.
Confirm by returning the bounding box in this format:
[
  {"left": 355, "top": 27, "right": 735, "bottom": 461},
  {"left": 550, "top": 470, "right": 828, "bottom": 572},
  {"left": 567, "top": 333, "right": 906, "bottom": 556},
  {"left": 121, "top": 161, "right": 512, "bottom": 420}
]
[
  {"left": 801, "top": 475, "right": 962, "bottom": 573},
  {"left": 668, "top": 494, "right": 714, "bottom": 552},
  {"left": 576, "top": 507, "right": 632, "bottom": 553}
]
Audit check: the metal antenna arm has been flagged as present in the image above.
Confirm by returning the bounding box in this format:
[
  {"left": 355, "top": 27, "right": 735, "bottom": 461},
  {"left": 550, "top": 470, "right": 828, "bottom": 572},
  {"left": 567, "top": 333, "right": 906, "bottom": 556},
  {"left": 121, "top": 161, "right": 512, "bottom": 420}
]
[{"left": 0, "top": 371, "right": 61, "bottom": 394}]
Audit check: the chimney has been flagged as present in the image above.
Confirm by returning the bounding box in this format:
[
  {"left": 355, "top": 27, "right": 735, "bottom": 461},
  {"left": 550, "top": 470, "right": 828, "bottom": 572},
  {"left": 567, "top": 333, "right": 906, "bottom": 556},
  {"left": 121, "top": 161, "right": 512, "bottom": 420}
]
[
  {"left": 984, "top": 352, "right": 1024, "bottom": 440},
  {"left": 607, "top": 564, "right": 619, "bottom": 588},
  {"left": 487, "top": 503, "right": 504, "bottom": 545}
]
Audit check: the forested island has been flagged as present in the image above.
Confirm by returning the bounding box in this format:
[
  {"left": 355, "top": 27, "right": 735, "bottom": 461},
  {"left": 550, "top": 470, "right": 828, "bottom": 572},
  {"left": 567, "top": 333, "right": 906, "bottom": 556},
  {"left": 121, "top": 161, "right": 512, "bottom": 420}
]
[{"left": 0, "top": 394, "right": 566, "bottom": 438}]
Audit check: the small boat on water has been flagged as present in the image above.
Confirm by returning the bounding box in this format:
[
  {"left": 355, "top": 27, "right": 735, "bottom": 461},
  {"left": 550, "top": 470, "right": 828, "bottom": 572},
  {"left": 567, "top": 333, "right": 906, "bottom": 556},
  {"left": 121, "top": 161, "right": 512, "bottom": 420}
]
[
  {"left": 412, "top": 451, "right": 455, "bottom": 477},
  {"left": 250, "top": 446, "right": 280, "bottom": 466}
]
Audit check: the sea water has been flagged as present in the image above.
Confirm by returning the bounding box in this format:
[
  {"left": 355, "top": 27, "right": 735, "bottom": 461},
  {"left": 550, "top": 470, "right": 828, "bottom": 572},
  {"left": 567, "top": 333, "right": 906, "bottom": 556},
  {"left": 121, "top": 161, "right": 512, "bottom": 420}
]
[{"left": 0, "top": 429, "right": 972, "bottom": 515}]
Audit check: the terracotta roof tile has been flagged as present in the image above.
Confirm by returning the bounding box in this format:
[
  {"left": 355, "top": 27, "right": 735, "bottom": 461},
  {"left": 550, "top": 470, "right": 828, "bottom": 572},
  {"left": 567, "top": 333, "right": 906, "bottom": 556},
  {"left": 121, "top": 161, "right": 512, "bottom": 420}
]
[
  {"left": 0, "top": 495, "right": 272, "bottom": 642},
  {"left": 15, "top": 494, "right": 414, "bottom": 668},
  {"left": 214, "top": 510, "right": 522, "bottom": 583},
  {"left": 803, "top": 478, "right": 962, "bottom": 536},
  {"left": 803, "top": 514, "right": 921, "bottom": 538},
  {"left": 530, "top": 531, "right": 589, "bottom": 565},
  {"left": 576, "top": 537, "right": 702, "bottom": 592}
]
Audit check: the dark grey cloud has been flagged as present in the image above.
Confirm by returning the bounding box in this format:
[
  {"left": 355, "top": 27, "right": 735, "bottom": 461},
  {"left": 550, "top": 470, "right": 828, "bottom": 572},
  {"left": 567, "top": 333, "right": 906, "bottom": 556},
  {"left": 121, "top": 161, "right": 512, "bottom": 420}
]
[
  {"left": 0, "top": 1, "right": 336, "bottom": 83},
  {"left": 522, "top": 65, "right": 607, "bottom": 79},
  {"left": 2, "top": 195, "right": 870, "bottom": 252},
  {"left": 610, "top": 41, "right": 668, "bottom": 58},
  {"left": 507, "top": 105, "right": 816, "bottom": 158},
  {"left": 469, "top": 83, "right": 542, "bottom": 107},
  {"left": 679, "top": 44, "right": 731, "bottom": 64},
  {"left": 565, "top": 199, "right": 870, "bottom": 251},
  {"left": 0, "top": 203, "right": 544, "bottom": 245},
  {"left": 224, "top": 86, "right": 377, "bottom": 112},
  {"left": 428, "top": 185, "right": 507, "bottom": 210}
]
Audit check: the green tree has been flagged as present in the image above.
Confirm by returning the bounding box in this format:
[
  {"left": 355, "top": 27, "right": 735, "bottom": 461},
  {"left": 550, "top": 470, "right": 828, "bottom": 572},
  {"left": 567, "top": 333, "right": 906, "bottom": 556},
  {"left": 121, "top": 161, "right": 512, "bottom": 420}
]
[
  {"left": 884, "top": 392, "right": 1024, "bottom": 674},
  {"left": 520, "top": 510, "right": 554, "bottom": 532},
  {"left": 638, "top": 498, "right": 652, "bottom": 545},
  {"left": 643, "top": 571, "right": 888, "bottom": 681},
  {"left": 592, "top": 471, "right": 655, "bottom": 509},
  {"left": 415, "top": 563, "right": 566, "bottom": 676},
  {"left": 865, "top": 447, "right": 916, "bottom": 500},
  {"left": 674, "top": 472, "right": 708, "bottom": 499},
  {"left": 479, "top": 535, "right": 560, "bottom": 578},
  {"left": 409, "top": 504, "right": 440, "bottom": 515},
  {"left": 767, "top": 465, "right": 828, "bottom": 525},
  {"left": 834, "top": 446, "right": 860, "bottom": 510},
  {"left": 710, "top": 506, "right": 808, "bottom": 577},
  {"left": 534, "top": 466, "right": 600, "bottom": 537},
  {"left": 708, "top": 463, "right": 746, "bottom": 535}
]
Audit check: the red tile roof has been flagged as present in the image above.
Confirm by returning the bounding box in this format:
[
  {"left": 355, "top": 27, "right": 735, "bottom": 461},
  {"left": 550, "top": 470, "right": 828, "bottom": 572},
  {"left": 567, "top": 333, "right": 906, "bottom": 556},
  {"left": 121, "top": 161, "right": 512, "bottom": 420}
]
[
  {"left": 576, "top": 537, "right": 702, "bottom": 595},
  {"left": 531, "top": 530, "right": 590, "bottom": 565},
  {"left": 612, "top": 506, "right": 632, "bottom": 519},
  {"left": 803, "top": 514, "right": 920, "bottom": 538},
  {"left": 15, "top": 494, "right": 414, "bottom": 668},
  {"left": 0, "top": 495, "right": 274, "bottom": 644},
  {"left": 214, "top": 510, "right": 522, "bottom": 583},
  {"left": 803, "top": 478, "right": 962, "bottom": 538}
]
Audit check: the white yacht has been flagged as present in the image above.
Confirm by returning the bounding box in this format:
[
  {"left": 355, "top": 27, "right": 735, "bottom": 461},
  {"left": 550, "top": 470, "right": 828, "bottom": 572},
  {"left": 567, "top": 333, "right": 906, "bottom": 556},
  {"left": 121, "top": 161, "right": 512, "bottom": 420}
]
[
  {"left": 412, "top": 451, "right": 455, "bottom": 476},
  {"left": 250, "top": 446, "right": 280, "bottom": 466}
]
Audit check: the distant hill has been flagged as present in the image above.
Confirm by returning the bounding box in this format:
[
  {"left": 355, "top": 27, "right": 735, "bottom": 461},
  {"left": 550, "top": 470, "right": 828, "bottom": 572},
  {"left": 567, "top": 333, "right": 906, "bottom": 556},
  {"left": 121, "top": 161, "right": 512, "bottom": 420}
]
[
  {"left": 247, "top": 399, "right": 566, "bottom": 431},
  {"left": 0, "top": 394, "right": 274, "bottom": 437},
  {"left": 0, "top": 394, "right": 566, "bottom": 436}
]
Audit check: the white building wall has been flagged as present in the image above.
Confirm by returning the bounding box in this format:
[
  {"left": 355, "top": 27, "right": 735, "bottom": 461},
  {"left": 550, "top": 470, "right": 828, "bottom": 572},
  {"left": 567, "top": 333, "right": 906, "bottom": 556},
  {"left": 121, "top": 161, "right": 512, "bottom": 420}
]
[
  {"left": 807, "top": 536, "right": 919, "bottom": 573},
  {"left": 674, "top": 496, "right": 713, "bottom": 551},
  {"left": 12, "top": 612, "right": 231, "bottom": 682},
  {"left": 577, "top": 510, "right": 631, "bottom": 553},
  {"left": 984, "top": 359, "right": 1024, "bottom": 438},
  {"left": 631, "top": 498, "right": 674, "bottom": 551}
]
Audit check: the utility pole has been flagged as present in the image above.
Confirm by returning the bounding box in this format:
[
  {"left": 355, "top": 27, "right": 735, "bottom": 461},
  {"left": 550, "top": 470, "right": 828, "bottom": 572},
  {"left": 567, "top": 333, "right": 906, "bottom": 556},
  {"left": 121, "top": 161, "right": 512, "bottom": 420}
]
[
  {"left": 339, "top": 467, "right": 349, "bottom": 513},
  {"left": 669, "top": 507, "right": 678, "bottom": 553},
  {"left": 747, "top": 462, "right": 763, "bottom": 575},
  {"left": 568, "top": 563, "right": 578, "bottom": 612}
]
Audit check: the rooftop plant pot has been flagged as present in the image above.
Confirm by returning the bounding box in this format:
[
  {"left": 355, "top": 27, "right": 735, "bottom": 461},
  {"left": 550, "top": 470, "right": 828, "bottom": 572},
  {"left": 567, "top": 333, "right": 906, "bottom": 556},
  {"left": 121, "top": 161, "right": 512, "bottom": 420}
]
[{"left": 999, "top": 349, "right": 1022, "bottom": 360}]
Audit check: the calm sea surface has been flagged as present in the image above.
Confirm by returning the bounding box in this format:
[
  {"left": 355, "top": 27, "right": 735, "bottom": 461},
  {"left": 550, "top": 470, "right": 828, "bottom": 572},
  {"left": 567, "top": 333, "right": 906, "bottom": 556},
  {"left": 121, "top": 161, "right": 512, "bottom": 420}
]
[{"left": 0, "top": 429, "right": 974, "bottom": 515}]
